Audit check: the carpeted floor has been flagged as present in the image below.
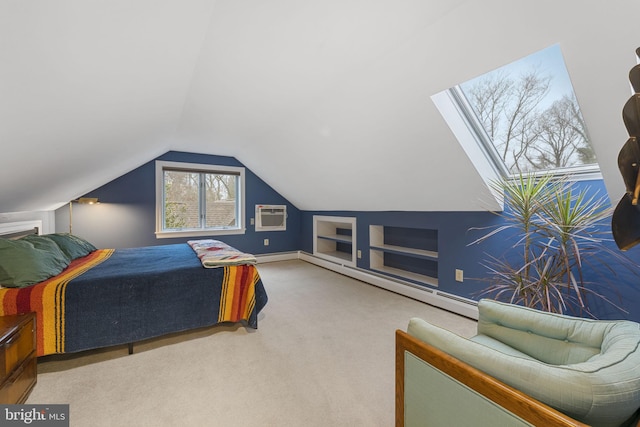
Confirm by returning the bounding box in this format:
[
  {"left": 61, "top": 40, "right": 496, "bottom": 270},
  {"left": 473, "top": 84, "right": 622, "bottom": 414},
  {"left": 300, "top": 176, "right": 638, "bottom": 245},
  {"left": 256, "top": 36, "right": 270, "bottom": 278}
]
[{"left": 26, "top": 260, "right": 477, "bottom": 426}]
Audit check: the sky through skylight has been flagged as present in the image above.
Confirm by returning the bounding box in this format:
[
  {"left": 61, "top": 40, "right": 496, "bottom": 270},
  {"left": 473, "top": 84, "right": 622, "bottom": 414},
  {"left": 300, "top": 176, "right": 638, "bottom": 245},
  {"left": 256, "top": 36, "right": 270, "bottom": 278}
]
[{"left": 457, "top": 44, "right": 598, "bottom": 175}]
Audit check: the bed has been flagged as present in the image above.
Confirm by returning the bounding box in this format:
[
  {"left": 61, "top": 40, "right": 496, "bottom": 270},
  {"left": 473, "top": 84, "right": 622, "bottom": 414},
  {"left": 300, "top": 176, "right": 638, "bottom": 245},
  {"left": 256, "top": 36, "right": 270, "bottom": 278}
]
[{"left": 0, "top": 225, "right": 268, "bottom": 357}]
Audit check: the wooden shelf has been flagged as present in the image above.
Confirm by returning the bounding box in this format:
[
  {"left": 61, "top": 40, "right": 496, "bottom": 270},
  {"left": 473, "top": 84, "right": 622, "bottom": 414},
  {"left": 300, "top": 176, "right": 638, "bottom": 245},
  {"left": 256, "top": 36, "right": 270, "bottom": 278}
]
[
  {"left": 317, "top": 250, "right": 353, "bottom": 262},
  {"left": 370, "top": 244, "right": 437, "bottom": 260},
  {"left": 318, "top": 234, "right": 353, "bottom": 244},
  {"left": 313, "top": 216, "right": 357, "bottom": 267},
  {"left": 369, "top": 225, "right": 438, "bottom": 287},
  {"left": 370, "top": 265, "right": 438, "bottom": 287}
]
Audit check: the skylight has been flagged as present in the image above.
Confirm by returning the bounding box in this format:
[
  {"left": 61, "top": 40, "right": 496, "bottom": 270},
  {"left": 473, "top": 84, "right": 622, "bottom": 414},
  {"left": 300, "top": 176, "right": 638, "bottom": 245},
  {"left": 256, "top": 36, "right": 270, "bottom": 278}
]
[{"left": 436, "top": 44, "right": 599, "bottom": 178}]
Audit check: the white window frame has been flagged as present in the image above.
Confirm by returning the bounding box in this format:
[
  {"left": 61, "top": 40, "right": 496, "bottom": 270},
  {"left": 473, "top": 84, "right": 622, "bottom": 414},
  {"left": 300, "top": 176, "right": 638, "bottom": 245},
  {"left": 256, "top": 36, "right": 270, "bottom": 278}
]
[
  {"left": 434, "top": 44, "right": 602, "bottom": 183},
  {"left": 449, "top": 86, "right": 602, "bottom": 180},
  {"left": 447, "top": 86, "right": 602, "bottom": 181},
  {"left": 155, "top": 160, "right": 246, "bottom": 239}
]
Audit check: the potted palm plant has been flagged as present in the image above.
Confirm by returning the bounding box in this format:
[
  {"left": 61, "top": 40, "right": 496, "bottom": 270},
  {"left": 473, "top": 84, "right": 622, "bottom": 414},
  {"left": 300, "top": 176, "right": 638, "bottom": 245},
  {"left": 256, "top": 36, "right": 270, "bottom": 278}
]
[{"left": 471, "top": 173, "right": 633, "bottom": 317}]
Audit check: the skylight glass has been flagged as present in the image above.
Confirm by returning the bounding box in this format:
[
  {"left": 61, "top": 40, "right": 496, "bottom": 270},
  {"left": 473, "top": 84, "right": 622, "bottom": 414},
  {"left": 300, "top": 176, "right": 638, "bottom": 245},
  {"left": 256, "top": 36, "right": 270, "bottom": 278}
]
[{"left": 454, "top": 44, "right": 598, "bottom": 176}]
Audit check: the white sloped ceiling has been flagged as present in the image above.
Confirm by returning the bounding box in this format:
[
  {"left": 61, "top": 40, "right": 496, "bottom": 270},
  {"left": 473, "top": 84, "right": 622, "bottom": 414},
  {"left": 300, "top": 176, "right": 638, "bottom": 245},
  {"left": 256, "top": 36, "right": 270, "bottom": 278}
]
[
  {"left": 1, "top": 0, "right": 639, "bottom": 213},
  {"left": 0, "top": 0, "right": 215, "bottom": 212}
]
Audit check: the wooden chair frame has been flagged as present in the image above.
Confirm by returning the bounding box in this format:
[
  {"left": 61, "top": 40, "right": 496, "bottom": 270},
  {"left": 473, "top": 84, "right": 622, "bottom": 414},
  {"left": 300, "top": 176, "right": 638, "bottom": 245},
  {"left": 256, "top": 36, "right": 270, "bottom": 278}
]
[{"left": 395, "top": 329, "right": 588, "bottom": 427}]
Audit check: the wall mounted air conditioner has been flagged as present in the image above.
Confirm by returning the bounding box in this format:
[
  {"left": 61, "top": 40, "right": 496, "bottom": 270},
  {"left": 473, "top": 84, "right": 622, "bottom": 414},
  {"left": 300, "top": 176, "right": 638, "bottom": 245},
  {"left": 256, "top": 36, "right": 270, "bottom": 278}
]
[{"left": 255, "top": 205, "right": 287, "bottom": 231}]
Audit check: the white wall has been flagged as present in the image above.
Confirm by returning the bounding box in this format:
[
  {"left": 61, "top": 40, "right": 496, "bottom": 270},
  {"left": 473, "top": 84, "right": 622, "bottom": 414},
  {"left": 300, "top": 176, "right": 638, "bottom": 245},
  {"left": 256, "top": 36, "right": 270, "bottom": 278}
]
[{"left": 0, "top": 211, "right": 56, "bottom": 234}]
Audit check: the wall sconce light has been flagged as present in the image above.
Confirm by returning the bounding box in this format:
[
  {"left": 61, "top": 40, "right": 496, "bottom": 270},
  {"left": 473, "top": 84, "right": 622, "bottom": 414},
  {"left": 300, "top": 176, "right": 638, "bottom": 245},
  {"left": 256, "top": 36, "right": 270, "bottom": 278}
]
[{"left": 69, "top": 197, "right": 100, "bottom": 234}]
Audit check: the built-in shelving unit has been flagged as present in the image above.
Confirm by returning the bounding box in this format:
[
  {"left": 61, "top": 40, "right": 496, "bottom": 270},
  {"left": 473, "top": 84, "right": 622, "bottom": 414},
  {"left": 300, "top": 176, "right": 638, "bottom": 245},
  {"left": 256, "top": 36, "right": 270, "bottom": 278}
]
[
  {"left": 369, "top": 225, "right": 438, "bottom": 286},
  {"left": 313, "top": 216, "right": 356, "bottom": 267}
]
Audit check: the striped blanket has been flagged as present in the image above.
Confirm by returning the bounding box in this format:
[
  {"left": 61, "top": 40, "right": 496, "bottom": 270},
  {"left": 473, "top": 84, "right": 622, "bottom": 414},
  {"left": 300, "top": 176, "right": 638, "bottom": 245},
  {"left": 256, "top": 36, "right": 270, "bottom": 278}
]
[
  {"left": 218, "top": 264, "right": 260, "bottom": 324},
  {"left": 0, "top": 244, "right": 267, "bottom": 356},
  {"left": 0, "top": 249, "right": 114, "bottom": 355},
  {"left": 188, "top": 239, "right": 257, "bottom": 268}
]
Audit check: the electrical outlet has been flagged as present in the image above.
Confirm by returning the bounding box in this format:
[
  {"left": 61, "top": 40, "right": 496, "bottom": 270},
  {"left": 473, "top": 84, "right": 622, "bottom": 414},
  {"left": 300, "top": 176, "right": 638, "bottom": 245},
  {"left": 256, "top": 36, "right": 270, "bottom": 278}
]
[
  {"left": 250, "top": 217, "right": 255, "bottom": 225},
  {"left": 455, "top": 269, "right": 464, "bottom": 282},
  {"left": 357, "top": 250, "right": 362, "bottom": 259},
  {"left": 263, "top": 238, "right": 269, "bottom": 246}
]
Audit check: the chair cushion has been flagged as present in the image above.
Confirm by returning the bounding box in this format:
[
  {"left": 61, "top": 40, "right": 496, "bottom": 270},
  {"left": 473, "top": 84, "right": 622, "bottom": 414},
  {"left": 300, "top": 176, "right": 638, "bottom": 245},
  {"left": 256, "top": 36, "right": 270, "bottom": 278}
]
[
  {"left": 469, "top": 335, "right": 537, "bottom": 361},
  {"left": 408, "top": 314, "right": 640, "bottom": 427},
  {"left": 477, "top": 299, "right": 607, "bottom": 365}
]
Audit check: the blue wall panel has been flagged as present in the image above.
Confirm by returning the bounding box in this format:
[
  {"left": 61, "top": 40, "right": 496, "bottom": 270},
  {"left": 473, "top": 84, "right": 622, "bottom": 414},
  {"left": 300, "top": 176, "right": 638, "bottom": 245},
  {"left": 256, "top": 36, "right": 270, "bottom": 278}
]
[
  {"left": 302, "top": 179, "right": 640, "bottom": 322},
  {"left": 301, "top": 209, "right": 499, "bottom": 298},
  {"left": 55, "top": 151, "right": 302, "bottom": 254},
  {"left": 56, "top": 155, "right": 640, "bottom": 322}
]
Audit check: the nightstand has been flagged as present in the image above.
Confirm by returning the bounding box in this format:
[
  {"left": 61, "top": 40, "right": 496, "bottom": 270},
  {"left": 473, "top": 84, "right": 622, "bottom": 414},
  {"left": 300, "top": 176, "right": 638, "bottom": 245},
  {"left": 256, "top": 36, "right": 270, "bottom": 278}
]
[{"left": 0, "top": 313, "right": 37, "bottom": 403}]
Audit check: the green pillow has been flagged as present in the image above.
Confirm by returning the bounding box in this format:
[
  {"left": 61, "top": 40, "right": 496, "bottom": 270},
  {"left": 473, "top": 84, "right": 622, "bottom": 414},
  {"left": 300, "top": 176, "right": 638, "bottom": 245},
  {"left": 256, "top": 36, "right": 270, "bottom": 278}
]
[
  {"left": 0, "top": 238, "right": 70, "bottom": 288},
  {"left": 45, "top": 233, "right": 97, "bottom": 260},
  {"left": 20, "top": 235, "right": 71, "bottom": 265}
]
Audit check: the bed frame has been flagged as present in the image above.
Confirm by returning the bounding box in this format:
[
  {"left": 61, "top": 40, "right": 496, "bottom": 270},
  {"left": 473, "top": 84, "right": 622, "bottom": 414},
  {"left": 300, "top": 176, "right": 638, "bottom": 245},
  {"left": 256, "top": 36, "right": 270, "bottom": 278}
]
[
  {"left": 0, "top": 221, "right": 40, "bottom": 240},
  {"left": 0, "top": 222, "right": 139, "bottom": 353},
  {"left": 0, "top": 222, "right": 267, "bottom": 357},
  {"left": 396, "top": 330, "right": 588, "bottom": 427}
]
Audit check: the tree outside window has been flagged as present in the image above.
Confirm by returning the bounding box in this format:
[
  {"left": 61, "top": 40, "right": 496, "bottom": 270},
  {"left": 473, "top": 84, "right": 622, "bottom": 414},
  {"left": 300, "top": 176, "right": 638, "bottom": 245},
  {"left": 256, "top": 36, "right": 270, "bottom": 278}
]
[
  {"left": 163, "top": 170, "right": 238, "bottom": 230},
  {"left": 457, "top": 44, "right": 597, "bottom": 175}
]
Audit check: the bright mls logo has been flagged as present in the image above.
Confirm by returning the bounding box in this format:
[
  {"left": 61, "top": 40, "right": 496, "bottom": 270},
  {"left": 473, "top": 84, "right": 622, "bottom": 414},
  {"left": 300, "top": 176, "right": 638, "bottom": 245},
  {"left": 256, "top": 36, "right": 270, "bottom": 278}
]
[{"left": 1, "top": 405, "right": 69, "bottom": 426}]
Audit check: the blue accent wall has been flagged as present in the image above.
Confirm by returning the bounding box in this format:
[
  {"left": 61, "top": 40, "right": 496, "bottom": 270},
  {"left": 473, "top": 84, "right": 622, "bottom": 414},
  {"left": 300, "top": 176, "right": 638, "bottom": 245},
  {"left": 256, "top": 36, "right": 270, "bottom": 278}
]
[
  {"left": 57, "top": 154, "right": 640, "bottom": 322},
  {"left": 302, "top": 178, "right": 640, "bottom": 322},
  {"left": 55, "top": 151, "right": 302, "bottom": 254},
  {"left": 301, "top": 209, "right": 499, "bottom": 298}
]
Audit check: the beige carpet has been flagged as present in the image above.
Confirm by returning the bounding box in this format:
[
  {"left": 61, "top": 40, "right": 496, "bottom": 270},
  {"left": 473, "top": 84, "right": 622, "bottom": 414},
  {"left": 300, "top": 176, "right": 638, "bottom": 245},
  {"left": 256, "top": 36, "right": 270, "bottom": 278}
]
[{"left": 26, "top": 260, "right": 477, "bottom": 426}]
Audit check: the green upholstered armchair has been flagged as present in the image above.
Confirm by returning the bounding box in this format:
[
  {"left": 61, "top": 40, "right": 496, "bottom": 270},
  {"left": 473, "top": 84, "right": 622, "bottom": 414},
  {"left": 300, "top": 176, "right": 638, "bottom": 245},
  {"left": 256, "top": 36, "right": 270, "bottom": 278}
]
[{"left": 397, "top": 299, "right": 640, "bottom": 427}]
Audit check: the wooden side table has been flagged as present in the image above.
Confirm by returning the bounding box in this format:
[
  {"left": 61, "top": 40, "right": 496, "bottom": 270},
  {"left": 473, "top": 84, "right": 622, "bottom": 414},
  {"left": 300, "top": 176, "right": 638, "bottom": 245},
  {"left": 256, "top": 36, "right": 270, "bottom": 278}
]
[{"left": 0, "top": 313, "right": 37, "bottom": 403}]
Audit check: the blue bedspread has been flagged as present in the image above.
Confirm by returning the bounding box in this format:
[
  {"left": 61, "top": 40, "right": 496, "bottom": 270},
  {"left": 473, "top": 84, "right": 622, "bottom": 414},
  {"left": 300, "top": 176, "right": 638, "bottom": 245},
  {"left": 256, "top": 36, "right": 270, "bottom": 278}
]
[{"left": 62, "top": 244, "right": 268, "bottom": 354}]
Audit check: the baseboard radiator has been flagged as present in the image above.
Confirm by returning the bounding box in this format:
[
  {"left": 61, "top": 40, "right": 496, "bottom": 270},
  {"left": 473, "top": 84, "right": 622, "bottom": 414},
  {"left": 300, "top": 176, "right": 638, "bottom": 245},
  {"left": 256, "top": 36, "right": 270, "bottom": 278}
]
[{"left": 296, "top": 252, "right": 479, "bottom": 320}]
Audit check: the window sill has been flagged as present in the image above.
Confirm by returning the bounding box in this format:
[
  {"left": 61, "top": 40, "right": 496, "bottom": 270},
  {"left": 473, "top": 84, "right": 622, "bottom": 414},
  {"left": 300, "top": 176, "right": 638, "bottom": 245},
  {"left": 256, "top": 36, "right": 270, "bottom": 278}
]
[
  {"left": 156, "top": 228, "right": 246, "bottom": 239},
  {"left": 514, "top": 167, "right": 602, "bottom": 182}
]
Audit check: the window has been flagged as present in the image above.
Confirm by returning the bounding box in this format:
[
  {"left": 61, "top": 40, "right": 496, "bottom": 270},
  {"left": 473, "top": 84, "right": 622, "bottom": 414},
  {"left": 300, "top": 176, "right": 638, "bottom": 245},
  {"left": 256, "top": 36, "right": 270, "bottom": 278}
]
[
  {"left": 434, "top": 44, "right": 600, "bottom": 179},
  {"left": 155, "top": 161, "right": 245, "bottom": 238}
]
